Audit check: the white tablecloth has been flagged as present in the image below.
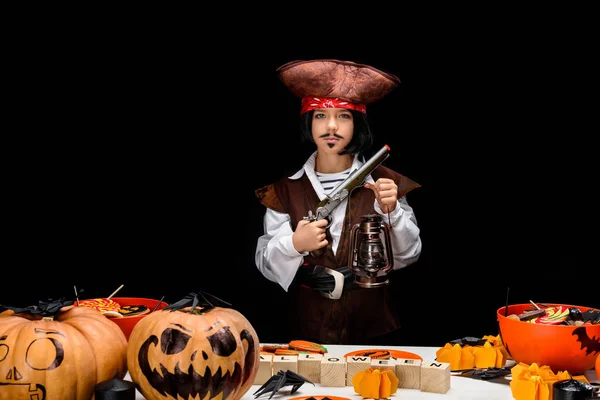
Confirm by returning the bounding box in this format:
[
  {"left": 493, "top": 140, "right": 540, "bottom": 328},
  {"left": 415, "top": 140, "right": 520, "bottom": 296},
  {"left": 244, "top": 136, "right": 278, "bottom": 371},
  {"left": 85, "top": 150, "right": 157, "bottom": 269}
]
[{"left": 127, "top": 344, "right": 599, "bottom": 400}]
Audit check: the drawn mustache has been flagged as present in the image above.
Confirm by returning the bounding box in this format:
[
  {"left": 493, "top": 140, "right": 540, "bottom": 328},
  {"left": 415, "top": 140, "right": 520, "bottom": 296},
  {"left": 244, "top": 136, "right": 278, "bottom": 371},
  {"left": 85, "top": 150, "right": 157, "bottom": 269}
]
[{"left": 319, "top": 133, "right": 344, "bottom": 139}]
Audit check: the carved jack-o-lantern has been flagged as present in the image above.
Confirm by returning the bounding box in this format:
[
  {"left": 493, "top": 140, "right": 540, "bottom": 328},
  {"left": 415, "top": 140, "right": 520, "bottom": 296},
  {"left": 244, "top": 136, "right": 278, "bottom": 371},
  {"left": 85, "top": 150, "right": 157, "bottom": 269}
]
[
  {"left": 0, "top": 300, "right": 128, "bottom": 400},
  {"left": 127, "top": 293, "right": 260, "bottom": 400}
]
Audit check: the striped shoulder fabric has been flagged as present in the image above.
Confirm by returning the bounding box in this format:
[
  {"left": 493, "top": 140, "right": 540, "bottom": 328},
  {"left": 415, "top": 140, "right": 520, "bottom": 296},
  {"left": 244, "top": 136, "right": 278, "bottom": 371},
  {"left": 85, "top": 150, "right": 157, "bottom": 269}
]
[{"left": 316, "top": 168, "right": 351, "bottom": 194}]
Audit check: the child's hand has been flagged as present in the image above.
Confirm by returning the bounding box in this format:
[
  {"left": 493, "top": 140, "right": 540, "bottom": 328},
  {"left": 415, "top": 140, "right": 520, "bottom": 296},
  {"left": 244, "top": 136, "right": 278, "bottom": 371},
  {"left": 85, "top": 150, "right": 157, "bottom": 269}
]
[
  {"left": 293, "top": 218, "right": 329, "bottom": 253},
  {"left": 364, "top": 178, "right": 398, "bottom": 213}
]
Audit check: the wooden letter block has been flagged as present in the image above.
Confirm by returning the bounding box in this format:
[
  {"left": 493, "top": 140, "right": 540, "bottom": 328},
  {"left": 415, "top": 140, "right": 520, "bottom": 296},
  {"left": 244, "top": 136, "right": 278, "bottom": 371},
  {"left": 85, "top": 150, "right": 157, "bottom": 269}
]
[
  {"left": 320, "top": 356, "right": 346, "bottom": 387},
  {"left": 273, "top": 355, "right": 298, "bottom": 374},
  {"left": 297, "top": 353, "right": 323, "bottom": 384},
  {"left": 370, "top": 358, "right": 397, "bottom": 373},
  {"left": 346, "top": 356, "right": 371, "bottom": 386},
  {"left": 420, "top": 361, "right": 451, "bottom": 394},
  {"left": 254, "top": 354, "right": 273, "bottom": 385},
  {"left": 395, "top": 358, "right": 422, "bottom": 389}
]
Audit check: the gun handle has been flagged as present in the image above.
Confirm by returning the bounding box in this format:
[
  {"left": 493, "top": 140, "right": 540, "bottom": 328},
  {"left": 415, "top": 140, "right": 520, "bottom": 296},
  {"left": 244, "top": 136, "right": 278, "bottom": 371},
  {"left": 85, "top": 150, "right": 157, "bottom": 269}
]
[
  {"left": 309, "top": 228, "right": 333, "bottom": 257},
  {"left": 310, "top": 249, "right": 324, "bottom": 257}
]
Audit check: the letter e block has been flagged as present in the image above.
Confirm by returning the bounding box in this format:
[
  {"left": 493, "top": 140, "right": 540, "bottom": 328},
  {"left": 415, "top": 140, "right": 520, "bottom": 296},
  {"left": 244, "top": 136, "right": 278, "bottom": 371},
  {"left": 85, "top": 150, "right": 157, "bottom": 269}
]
[
  {"left": 346, "top": 356, "right": 371, "bottom": 386},
  {"left": 370, "top": 358, "right": 397, "bottom": 373},
  {"left": 320, "top": 356, "right": 346, "bottom": 387},
  {"left": 420, "top": 361, "right": 450, "bottom": 394},
  {"left": 254, "top": 354, "right": 273, "bottom": 385},
  {"left": 395, "top": 358, "right": 421, "bottom": 389},
  {"left": 298, "top": 353, "right": 324, "bottom": 384}
]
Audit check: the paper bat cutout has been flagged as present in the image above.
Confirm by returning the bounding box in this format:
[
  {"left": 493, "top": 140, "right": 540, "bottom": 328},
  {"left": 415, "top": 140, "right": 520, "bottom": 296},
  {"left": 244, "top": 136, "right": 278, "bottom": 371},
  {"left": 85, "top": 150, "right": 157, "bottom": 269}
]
[
  {"left": 572, "top": 326, "right": 600, "bottom": 356},
  {"left": 455, "top": 366, "right": 512, "bottom": 380},
  {"left": 449, "top": 336, "right": 488, "bottom": 347},
  {"left": 0, "top": 297, "right": 73, "bottom": 317},
  {"left": 581, "top": 309, "right": 600, "bottom": 324},
  {"left": 163, "top": 291, "right": 232, "bottom": 312},
  {"left": 254, "top": 370, "right": 314, "bottom": 399}
]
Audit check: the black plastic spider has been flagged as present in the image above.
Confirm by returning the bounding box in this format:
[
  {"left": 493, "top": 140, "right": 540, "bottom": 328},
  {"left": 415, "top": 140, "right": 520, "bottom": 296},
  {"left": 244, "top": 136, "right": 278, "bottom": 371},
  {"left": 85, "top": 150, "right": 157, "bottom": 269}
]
[{"left": 253, "top": 370, "right": 314, "bottom": 399}]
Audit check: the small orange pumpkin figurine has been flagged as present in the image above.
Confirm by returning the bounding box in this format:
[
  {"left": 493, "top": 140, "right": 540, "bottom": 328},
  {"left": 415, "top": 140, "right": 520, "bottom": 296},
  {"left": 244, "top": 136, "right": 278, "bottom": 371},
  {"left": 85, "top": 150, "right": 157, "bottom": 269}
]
[
  {"left": 352, "top": 367, "right": 399, "bottom": 399},
  {"left": 127, "top": 291, "right": 260, "bottom": 400}
]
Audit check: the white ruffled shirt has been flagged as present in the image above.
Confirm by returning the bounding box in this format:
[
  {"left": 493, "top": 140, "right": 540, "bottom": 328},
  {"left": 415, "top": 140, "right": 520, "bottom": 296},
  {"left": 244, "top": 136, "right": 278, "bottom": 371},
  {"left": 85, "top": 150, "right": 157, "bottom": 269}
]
[{"left": 255, "top": 151, "right": 422, "bottom": 291}]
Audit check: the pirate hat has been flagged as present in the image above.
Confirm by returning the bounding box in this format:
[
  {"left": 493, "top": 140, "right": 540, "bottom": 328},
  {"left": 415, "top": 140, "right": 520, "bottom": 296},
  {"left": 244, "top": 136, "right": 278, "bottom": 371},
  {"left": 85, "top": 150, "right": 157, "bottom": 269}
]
[{"left": 277, "top": 59, "right": 400, "bottom": 114}]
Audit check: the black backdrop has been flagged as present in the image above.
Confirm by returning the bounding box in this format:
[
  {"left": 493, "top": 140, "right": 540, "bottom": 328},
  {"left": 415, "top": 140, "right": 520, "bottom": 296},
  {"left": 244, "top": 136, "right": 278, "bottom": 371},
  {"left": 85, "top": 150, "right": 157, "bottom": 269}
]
[{"left": 3, "top": 31, "right": 597, "bottom": 346}]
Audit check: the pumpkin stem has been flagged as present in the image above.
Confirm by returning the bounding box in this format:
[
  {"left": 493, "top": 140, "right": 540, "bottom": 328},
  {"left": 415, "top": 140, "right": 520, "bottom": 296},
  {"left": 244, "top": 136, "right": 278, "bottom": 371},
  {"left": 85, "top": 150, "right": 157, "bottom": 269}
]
[{"left": 42, "top": 316, "right": 54, "bottom": 321}]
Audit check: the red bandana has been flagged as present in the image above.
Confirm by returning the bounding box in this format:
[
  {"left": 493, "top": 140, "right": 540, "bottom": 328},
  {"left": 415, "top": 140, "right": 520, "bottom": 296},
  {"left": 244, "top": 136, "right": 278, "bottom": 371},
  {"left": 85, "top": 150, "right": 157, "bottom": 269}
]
[{"left": 301, "top": 96, "right": 367, "bottom": 115}]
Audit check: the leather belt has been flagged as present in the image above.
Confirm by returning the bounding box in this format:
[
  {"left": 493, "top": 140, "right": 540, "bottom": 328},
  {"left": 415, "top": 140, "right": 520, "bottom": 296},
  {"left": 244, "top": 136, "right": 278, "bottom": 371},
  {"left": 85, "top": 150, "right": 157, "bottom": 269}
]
[{"left": 295, "top": 265, "right": 355, "bottom": 300}]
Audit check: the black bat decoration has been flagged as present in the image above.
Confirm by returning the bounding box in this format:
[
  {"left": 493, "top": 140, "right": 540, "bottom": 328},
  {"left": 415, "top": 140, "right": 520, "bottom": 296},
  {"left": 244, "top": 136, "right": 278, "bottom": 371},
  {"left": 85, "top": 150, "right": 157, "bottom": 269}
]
[
  {"left": 254, "top": 370, "right": 314, "bottom": 399},
  {"left": 581, "top": 309, "right": 600, "bottom": 324},
  {"left": 449, "top": 336, "right": 489, "bottom": 347},
  {"left": 572, "top": 326, "right": 600, "bottom": 356},
  {"left": 454, "top": 366, "right": 512, "bottom": 380},
  {"left": 0, "top": 297, "right": 73, "bottom": 317},
  {"left": 163, "top": 291, "right": 232, "bottom": 313}
]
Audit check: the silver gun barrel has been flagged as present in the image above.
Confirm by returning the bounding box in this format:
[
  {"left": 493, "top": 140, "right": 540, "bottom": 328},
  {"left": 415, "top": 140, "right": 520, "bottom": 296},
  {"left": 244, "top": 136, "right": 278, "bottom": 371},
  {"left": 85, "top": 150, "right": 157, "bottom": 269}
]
[{"left": 328, "top": 144, "right": 390, "bottom": 200}]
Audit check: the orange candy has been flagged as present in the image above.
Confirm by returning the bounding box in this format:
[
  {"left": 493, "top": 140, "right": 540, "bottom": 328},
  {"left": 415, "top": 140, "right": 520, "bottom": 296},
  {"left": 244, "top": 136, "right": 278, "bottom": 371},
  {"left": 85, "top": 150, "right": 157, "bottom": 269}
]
[{"left": 79, "top": 298, "right": 121, "bottom": 313}]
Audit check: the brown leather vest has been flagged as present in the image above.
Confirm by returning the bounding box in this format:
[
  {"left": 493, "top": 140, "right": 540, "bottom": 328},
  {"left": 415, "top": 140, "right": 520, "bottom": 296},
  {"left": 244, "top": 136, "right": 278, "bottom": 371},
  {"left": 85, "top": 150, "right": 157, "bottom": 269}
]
[{"left": 256, "top": 165, "right": 420, "bottom": 344}]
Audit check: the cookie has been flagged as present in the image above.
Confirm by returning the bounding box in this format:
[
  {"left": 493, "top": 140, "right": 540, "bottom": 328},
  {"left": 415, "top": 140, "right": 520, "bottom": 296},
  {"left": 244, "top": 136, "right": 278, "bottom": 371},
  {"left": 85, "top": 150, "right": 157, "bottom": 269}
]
[{"left": 119, "top": 305, "right": 150, "bottom": 317}]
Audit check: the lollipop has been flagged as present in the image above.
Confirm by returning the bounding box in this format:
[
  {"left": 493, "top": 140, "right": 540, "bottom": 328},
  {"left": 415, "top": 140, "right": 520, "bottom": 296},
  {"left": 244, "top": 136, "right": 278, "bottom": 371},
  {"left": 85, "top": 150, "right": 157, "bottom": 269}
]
[
  {"left": 78, "top": 298, "right": 122, "bottom": 317},
  {"left": 530, "top": 305, "right": 570, "bottom": 325}
]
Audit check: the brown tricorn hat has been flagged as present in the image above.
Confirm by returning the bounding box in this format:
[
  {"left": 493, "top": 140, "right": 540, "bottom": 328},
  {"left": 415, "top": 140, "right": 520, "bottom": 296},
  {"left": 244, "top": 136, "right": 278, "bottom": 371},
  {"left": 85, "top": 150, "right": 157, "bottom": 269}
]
[{"left": 277, "top": 59, "right": 400, "bottom": 106}]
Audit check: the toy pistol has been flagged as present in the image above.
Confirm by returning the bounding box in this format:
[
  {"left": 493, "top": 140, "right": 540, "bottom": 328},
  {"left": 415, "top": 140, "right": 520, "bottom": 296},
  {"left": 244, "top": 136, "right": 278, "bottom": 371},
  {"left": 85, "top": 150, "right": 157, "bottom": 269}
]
[{"left": 304, "top": 144, "right": 391, "bottom": 228}]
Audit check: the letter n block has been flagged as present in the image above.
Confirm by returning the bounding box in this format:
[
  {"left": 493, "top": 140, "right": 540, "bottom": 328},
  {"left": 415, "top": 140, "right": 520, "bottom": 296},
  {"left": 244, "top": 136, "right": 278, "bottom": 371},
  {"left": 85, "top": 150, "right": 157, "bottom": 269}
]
[
  {"left": 254, "top": 354, "right": 273, "bottom": 385},
  {"left": 395, "top": 358, "right": 421, "bottom": 389},
  {"left": 297, "top": 353, "right": 324, "bottom": 384},
  {"left": 420, "top": 361, "right": 450, "bottom": 394},
  {"left": 320, "top": 356, "right": 346, "bottom": 387},
  {"left": 346, "top": 356, "right": 371, "bottom": 386}
]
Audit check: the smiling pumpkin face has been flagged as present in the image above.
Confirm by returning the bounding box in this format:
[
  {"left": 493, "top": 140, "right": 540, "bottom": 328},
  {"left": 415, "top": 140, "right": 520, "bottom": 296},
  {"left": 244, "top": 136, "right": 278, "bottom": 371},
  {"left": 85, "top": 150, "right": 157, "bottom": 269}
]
[
  {"left": 127, "top": 306, "right": 260, "bottom": 400},
  {"left": 0, "top": 306, "right": 128, "bottom": 400}
]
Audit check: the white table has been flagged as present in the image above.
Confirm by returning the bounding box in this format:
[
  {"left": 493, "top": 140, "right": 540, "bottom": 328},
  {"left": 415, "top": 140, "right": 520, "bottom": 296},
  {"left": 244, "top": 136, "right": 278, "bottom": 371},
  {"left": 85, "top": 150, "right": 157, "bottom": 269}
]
[{"left": 128, "top": 344, "right": 599, "bottom": 400}]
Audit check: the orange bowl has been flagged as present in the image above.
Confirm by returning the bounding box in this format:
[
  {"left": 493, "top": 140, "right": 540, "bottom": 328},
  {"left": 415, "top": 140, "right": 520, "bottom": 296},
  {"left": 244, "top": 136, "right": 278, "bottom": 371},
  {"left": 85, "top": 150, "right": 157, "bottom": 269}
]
[
  {"left": 78, "top": 297, "right": 168, "bottom": 340},
  {"left": 497, "top": 303, "right": 600, "bottom": 375},
  {"left": 110, "top": 297, "right": 168, "bottom": 340}
]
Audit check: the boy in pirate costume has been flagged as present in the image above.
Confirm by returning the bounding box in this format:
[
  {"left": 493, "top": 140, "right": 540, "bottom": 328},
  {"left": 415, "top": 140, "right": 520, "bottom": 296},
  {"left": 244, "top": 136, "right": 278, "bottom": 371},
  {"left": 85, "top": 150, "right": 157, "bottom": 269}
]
[{"left": 255, "top": 59, "right": 422, "bottom": 345}]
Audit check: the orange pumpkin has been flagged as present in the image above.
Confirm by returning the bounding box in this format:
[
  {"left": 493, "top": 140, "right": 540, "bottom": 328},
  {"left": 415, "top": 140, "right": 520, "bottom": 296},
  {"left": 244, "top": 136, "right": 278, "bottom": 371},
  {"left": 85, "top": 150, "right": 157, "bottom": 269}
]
[
  {"left": 127, "top": 292, "right": 260, "bottom": 400},
  {"left": 0, "top": 301, "right": 128, "bottom": 400},
  {"left": 596, "top": 354, "right": 600, "bottom": 378}
]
